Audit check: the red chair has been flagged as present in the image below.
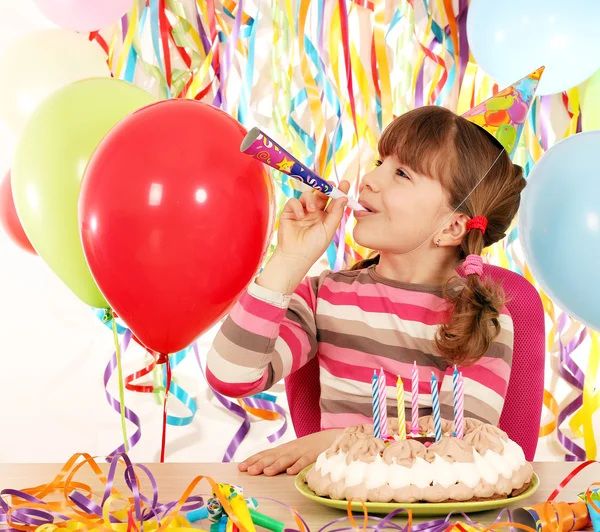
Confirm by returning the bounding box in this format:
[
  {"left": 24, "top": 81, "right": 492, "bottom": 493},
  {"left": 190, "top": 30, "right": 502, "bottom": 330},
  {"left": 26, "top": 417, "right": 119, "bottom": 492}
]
[{"left": 284, "top": 264, "right": 545, "bottom": 461}]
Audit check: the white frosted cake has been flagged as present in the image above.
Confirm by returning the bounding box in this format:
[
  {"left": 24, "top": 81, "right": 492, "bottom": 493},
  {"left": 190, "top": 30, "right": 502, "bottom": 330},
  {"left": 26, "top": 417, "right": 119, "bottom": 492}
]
[{"left": 304, "top": 416, "right": 533, "bottom": 503}]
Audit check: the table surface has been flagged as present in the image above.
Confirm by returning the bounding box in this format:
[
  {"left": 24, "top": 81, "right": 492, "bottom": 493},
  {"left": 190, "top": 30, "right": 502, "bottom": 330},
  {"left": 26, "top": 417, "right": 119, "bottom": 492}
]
[{"left": 0, "top": 462, "right": 596, "bottom": 529}]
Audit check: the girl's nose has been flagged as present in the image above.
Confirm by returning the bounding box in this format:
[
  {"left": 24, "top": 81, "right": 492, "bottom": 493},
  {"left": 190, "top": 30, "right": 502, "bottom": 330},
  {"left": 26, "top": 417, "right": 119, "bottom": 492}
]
[{"left": 360, "top": 169, "right": 380, "bottom": 193}]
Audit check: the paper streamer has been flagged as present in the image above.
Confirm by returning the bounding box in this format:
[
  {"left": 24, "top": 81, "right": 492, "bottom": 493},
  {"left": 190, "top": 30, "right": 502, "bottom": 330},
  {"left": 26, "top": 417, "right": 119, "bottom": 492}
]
[
  {"left": 192, "top": 343, "right": 287, "bottom": 462},
  {"left": 1, "top": 456, "right": 600, "bottom": 532},
  {"left": 95, "top": 310, "right": 143, "bottom": 456}
]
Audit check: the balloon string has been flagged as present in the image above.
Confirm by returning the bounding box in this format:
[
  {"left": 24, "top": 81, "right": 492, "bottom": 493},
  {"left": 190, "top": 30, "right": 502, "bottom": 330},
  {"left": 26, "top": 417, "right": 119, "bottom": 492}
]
[
  {"left": 111, "top": 312, "right": 129, "bottom": 453},
  {"left": 160, "top": 354, "right": 172, "bottom": 463}
]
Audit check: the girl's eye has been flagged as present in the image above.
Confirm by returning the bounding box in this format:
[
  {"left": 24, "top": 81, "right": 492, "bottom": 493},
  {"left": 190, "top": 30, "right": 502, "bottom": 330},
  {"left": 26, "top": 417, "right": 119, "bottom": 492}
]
[
  {"left": 374, "top": 159, "right": 383, "bottom": 167},
  {"left": 396, "top": 168, "right": 410, "bottom": 180}
]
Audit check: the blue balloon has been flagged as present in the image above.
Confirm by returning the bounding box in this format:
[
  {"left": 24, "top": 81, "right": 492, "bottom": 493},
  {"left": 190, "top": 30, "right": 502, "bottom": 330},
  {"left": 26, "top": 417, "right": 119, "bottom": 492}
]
[
  {"left": 519, "top": 131, "right": 600, "bottom": 331},
  {"left": 467, "top": 0, "right": 600, "bottom": 95}
]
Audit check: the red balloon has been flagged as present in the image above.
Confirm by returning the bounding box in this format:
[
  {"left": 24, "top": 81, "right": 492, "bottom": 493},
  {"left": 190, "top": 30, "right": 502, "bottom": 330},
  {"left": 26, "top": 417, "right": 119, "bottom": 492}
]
[
  {"left": 79, "top": 100, "right": 274, "bottom": 354},
  {"left": 0, "top": 171, "right": 37, "bottom": 255}
]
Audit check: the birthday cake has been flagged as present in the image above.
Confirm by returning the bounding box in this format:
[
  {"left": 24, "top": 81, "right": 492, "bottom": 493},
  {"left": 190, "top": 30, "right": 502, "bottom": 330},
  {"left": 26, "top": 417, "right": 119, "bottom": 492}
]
[{"left": 304, "top": 416, "right": 533, "bottom": 503}]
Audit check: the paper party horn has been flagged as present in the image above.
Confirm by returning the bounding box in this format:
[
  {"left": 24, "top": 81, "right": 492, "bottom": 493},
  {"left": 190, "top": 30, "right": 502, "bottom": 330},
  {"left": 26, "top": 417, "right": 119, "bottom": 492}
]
[
  {"left": 240, "top": 127, "right": 365, "bottom": 211},
  {"left": 513, "top": 501, "right": 590, "bottom": 531}
]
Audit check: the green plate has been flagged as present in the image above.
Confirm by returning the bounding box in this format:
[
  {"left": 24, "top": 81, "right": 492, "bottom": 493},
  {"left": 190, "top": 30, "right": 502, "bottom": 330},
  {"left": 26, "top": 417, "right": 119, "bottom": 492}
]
[{"left": 295, "top": 465, "right": 539, "bottom": 516}]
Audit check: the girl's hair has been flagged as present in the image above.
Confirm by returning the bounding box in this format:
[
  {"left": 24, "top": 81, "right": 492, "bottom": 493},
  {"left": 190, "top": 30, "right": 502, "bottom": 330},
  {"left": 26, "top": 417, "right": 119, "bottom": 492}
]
[{"left": 351, "top": 106, "right": 526, "bottom": 366}]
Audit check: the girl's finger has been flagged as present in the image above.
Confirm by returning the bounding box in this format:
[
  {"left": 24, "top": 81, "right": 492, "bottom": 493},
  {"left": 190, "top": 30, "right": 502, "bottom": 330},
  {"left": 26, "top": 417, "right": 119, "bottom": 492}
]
[
  {"left": 287, "top": 455, "right": 313, "bottom": 475},
  {"left": 238, "top": 450, "right": 268, "bottom": 471},
  {"left": 263, "top": 454, "right": 296, "bottom": 476},
  {"left": 299, "top": 191, "right": 318, "bottom": 211},
  {"left": 247, "top": 455, "right": 278, "bottom": 475},
  {"left": 283, "top": 198, "right": 305, "bottom": 219}
]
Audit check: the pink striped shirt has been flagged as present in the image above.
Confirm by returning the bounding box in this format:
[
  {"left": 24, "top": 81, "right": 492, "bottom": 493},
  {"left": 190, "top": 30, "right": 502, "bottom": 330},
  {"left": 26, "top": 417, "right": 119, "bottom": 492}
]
[{"left": 207, "top": 265, "right": 513, "bottom": 429}]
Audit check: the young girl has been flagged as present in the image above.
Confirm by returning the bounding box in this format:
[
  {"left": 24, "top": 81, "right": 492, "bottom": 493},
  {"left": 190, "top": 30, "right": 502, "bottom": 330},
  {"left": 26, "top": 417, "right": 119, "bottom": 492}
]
[{"left": 207, "top": 102, "right": 527, "bottom": 477}]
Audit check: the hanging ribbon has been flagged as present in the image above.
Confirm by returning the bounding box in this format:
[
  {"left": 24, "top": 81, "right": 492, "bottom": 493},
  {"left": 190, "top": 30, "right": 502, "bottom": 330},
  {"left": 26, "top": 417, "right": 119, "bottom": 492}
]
[
  {"left": 192, "top": 343, "right": 288, "bottom": 461},
  {"left": 95, "top": 310, "right": 142, "bottom": 456}
]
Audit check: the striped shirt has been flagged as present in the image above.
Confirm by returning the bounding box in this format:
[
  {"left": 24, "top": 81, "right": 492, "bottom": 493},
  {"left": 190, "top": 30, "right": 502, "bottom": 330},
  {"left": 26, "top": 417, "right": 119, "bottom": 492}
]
[{"left": 207, "top": 265, "right": 514, "bottom": 429}]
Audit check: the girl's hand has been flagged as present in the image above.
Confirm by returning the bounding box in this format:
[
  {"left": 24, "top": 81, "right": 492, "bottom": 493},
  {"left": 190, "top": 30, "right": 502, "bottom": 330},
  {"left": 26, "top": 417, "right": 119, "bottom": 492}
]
[
  {"left": 276, "top": 180, "right": 351, "bottom": 266},
  {"left": 238, "top": 429, "right": 343, "bottom": 476}
]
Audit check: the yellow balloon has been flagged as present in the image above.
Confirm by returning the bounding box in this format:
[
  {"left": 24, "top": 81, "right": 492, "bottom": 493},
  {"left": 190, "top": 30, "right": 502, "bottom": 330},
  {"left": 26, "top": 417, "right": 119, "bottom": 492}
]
[
  {"left": 0, "top": 29, "right": 110, "bottom": 135},
  {"left": 582, "top": 69, "right": 600, "bottom": 131}
]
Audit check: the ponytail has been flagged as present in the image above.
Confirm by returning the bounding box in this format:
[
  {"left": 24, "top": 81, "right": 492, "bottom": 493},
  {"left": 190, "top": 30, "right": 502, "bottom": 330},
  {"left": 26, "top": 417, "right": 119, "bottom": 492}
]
[
  {"left": 350, "top": 252, "right": 380, "bottom": 271},
  {"left": 435, "top": 221, "right": 505, "bottom": 366}
]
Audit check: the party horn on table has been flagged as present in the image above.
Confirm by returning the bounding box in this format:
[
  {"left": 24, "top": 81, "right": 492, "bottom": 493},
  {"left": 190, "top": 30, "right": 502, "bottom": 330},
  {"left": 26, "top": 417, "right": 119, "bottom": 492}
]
[
  {"left": 240, "top": 127, "right": 366, "bottom": 211},
  {"left": 583, "top": 486, "right": 600, "bottom": 531},
  {"left": 217, "top": 484, "right": 256, "bottom": 532},
  {"left": 248, "top": 509, "right": 285, "bottom": 532},
  {"left": 513, "top": 501, "right": 590, "bottom": 531}
]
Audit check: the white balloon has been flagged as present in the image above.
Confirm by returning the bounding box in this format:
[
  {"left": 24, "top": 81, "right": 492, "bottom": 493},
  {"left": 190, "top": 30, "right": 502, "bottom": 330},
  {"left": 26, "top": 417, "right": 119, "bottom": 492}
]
[{"left": 0, "top": 29, "right": 111, "bottom": 134}]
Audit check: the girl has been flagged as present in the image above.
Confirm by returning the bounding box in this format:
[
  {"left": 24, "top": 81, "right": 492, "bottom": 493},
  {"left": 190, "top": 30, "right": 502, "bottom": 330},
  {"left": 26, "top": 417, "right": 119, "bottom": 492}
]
[{"left": 207, "top": 104, "right": 527, "bottom": 477}]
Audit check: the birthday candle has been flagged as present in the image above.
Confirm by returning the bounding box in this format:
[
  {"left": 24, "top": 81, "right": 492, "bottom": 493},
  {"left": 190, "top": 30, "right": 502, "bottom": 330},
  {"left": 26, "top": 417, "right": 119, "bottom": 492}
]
[
  {"left": 371, "top": 370, "right": 381, "bottom": 438},
  {"left": 456, "top": 372, "right": 465, "bottom": 439},
  {"left": 411, "top": 361, "right": 419, "bottom": 434},
  {"left": 430, "top": 372, "right": 443, "bottom": 442},
  {"left": 396, "top": 376, "right": 406, "bottom": 439},
  {"left": 379, "top": 368, "right": 388, "bottom": 437},
  {"left": 452, "top": 365, "right": 459, "bottom": 437}
]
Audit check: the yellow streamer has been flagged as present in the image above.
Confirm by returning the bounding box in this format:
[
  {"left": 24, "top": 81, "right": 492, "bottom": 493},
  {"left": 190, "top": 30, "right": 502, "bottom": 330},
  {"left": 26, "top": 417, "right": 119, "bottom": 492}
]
[
  {"left": 114, "top": 1, "right": 139, "bottom": 79},
  {"left": 569, "top": 331, "right": 599, "bottom": 459}
]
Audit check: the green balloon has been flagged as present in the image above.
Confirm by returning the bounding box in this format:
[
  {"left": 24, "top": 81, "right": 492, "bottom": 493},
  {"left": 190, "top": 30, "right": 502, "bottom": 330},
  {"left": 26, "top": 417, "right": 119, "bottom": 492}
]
[{"left": 12, "top": 78, "right": 154, "bottom": 308}]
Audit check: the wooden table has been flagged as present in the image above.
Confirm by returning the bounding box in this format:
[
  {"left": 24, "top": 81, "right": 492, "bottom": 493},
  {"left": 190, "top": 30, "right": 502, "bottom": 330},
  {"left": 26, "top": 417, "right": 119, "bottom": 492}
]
[{"left": 1, "top": 462, "right": 596, "bottom": 529}]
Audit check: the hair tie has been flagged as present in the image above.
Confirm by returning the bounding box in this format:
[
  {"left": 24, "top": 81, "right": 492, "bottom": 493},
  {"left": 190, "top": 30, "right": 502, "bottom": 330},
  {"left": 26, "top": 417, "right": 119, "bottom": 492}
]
[
  {"left": 463, "top": 254, "right": 484, "bottom": 277},
  {"left": 466, "top": 216, "right": 488, "bottom": 234}
]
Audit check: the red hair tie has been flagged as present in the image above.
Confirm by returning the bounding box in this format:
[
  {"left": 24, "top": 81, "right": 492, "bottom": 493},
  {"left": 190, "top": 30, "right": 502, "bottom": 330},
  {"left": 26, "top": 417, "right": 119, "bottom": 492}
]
[{"left": 466, "top": 216, "right": 488, "bottom": 234}]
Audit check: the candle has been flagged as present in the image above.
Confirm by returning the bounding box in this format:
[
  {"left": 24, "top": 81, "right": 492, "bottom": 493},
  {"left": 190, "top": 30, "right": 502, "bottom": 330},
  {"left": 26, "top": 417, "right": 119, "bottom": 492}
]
[
  {"left": 411, "top": 361, "right": 419, "bottom": 434},
  {"left": 396, "top": 376, "right": 406, "bottom": 439},
  {"left": 379, "top": 368, "right": 388, "bottom": 438},
  {"left": 452, "top": 365, "right": 459, "bottom": 437},
  {"left": 430, "top": 372, "right": 443, "bottom": 442},
  {"left": 456, "top": 372, "right": 465, "bottom": 439},
  {"left": 371, "top": 370, "right": 381, "bottom": 438}
]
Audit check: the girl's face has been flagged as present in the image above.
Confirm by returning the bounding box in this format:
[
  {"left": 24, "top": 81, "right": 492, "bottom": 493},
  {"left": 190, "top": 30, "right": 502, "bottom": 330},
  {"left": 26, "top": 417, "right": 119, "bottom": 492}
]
[{"left": 354, "top": 155, "right": 453, "bottom": 254}]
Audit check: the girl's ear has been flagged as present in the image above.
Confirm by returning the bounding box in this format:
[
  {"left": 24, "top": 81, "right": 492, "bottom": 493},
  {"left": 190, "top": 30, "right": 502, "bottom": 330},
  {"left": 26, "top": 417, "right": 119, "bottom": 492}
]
[{"left": 436, "top": 213, "right": 470, "bottom": 247}]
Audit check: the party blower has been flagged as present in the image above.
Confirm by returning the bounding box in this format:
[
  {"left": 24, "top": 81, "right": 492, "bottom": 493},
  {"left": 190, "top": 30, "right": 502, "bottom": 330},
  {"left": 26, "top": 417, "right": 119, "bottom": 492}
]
[{"left": 240, "top": 127, "right": 366, "bottom": 211}]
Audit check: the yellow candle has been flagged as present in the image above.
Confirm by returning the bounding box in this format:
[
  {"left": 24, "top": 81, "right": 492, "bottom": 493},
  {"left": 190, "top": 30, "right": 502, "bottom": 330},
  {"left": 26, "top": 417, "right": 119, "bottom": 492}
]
[{"left": 396, "top": 376, "right": 406, "bottom": 439}]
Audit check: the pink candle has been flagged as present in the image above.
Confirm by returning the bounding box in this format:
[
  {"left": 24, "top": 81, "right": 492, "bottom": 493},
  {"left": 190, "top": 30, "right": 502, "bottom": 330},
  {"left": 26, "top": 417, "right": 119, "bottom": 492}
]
[
  {"left": 411, "top": 361, "right": 419, "bottom": 434},
  {"left": 378, "top": 368, "right": 388, "bottom": 437}
]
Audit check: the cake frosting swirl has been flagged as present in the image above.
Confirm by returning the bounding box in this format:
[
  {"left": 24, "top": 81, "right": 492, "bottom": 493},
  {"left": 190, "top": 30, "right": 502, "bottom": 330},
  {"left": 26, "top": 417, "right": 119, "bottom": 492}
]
[{"left": 305, "top": 415, "right": 533, "bottom": 503}]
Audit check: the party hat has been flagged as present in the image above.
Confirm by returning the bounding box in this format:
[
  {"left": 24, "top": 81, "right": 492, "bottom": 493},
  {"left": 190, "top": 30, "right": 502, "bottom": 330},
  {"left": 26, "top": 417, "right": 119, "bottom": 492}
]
[{"left": 461, "top": 66, "right": 544, "bottom": 158}]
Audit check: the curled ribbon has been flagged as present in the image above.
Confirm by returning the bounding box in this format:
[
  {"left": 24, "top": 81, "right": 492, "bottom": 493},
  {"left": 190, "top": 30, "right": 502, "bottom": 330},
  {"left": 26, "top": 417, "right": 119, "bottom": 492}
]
[
  {"left": 95, "top": 310, "right": 142, "bottom": 456},
  {"left": 192, "top": 343, "right": 288, "bottom": 462}
]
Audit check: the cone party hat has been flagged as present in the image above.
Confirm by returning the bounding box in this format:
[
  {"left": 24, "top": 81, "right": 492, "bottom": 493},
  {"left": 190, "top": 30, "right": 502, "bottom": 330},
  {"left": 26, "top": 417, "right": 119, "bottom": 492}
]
[{"left": 461, "top": 66, "right": 545, "bottom": 158}]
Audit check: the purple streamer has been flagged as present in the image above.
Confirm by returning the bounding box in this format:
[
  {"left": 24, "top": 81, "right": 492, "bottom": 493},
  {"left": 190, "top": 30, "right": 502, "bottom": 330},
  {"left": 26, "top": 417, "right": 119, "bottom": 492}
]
[
  {"left": 0, "top": 453, "right": 204, "bottom": 530},
  {"left": 414, "top": 36, "right": 440, "bottom": 108},
  {"left": 193, "top": 342, "right": 288, "bottom": 460},
  {"left": 121, "top": 14, "right": 129, "bottom": 39},
  {"left": 103, "top": 329, "right": 143, "bottom": 456},
  {"left": 195, "top": 11, "right": 211, "bottom": 56},
  {"left": 415, "top": 59, "right": 424, "bottom": 108},
  {"left": 456, "top": 0, "right": 469, "bottom": 90},
  {"left": 218, "top": 0, "right": 243, "bottom": 111},
  {"left": 192, "top": 343, "right": 251, "bottom": 462},
  {"left": 243, "top": 397, "right": 288, "bottom": 443},
  {"left": 555, "top": 312, "right": 588, "bottom": 460}
]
